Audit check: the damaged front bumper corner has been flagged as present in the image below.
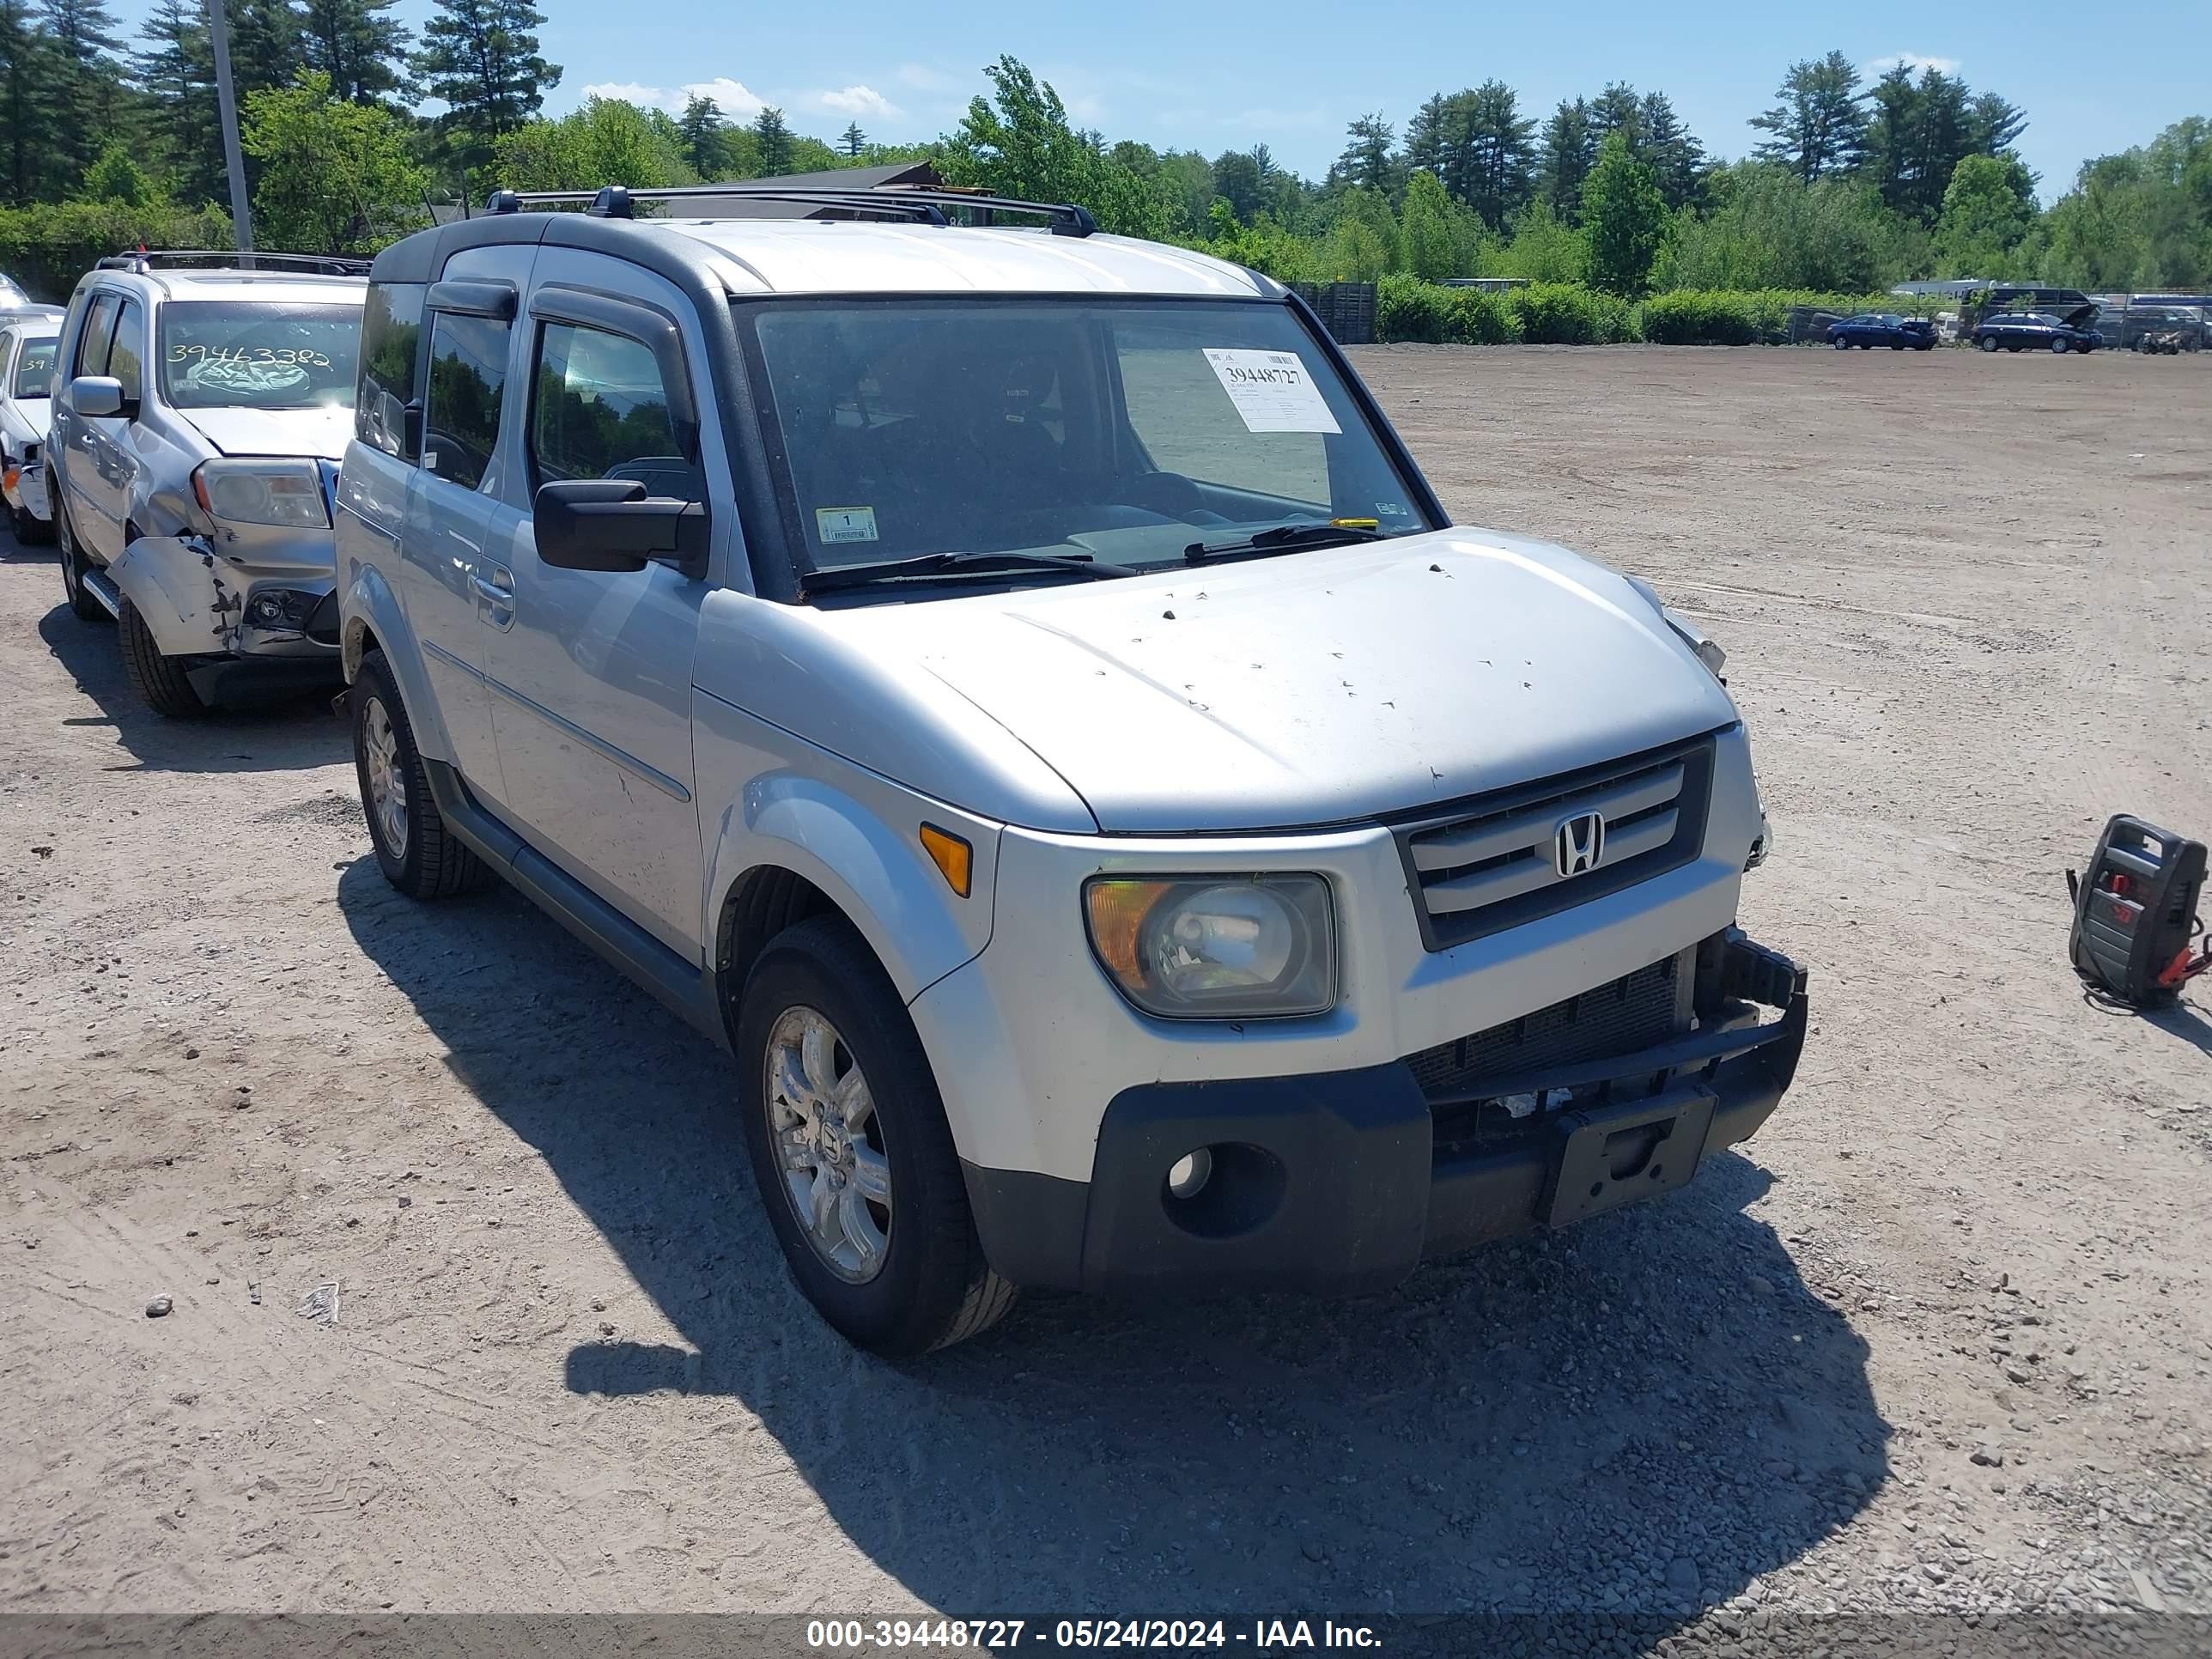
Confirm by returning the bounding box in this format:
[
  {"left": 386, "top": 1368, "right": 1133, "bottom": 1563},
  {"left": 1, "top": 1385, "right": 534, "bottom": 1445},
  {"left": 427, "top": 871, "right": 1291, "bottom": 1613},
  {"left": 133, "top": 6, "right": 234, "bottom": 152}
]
[{"left": 106, "top": 530, "right": 343, "bottom": 702}]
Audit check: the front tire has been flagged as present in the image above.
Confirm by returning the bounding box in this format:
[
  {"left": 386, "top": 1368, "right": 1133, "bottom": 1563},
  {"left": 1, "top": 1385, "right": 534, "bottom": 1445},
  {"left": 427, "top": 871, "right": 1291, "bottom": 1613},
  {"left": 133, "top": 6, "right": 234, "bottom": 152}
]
[
  {"left": 55, "top": 501, "right": 106, "bottom": 623},
  {"left": 118, "top": 594, "right": 208, "bottom": 717},
  {"left": 352, "top": 649, "right": 489, "bottom": 898},
  {"left": 2051, "top": 337, "right": 2069, "bottom": 355},
  {"left": 736, "top": 915, "right": 1017, "bottom": 1355},
  {"left": 1832, "top": 336, "right": 1849, "bottom": 349}
]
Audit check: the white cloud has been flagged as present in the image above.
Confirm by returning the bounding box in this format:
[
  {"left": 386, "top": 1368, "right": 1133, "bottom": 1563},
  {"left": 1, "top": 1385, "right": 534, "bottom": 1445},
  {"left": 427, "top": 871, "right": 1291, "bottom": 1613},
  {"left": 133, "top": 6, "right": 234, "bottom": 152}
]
[
  {"left": 579, "top": 76, "right": 767, "bottom": 118},
  {"left": 580, "top": 81, "right": 663, "bottom": 105},
  {"left": 816, "top": 85, "right": 902, "bottom": 120},
  {"left": 1868, "top": 52, "right": 1961, "bottom": 76}
]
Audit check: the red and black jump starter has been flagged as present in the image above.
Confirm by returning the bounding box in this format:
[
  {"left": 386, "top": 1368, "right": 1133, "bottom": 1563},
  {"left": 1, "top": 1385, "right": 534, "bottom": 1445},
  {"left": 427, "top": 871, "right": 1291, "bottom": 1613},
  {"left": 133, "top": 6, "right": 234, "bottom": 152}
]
[{"left": 2067, "top": 814, "right": 2209, "bottom": 1007}]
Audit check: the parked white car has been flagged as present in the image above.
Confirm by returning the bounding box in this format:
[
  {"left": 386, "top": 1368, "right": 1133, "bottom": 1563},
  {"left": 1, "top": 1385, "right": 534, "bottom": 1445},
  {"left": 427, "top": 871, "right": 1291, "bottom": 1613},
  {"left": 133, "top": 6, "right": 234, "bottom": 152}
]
[
  {"left": 46, "top": 252, "right": 367, "bottom": 714},
  {"left": 336, "top": 185, "right": 1806, "bottom": 1353},
  {"left": 0, "top": 312, "right": 63, "bottom": 541}
]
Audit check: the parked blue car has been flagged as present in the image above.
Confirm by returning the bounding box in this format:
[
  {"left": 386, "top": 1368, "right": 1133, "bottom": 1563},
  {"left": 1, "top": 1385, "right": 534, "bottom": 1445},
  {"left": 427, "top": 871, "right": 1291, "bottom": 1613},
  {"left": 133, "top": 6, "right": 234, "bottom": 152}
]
[
  {"left": 1827, "top": 313, "right": 1937, "bottom": 350},
  {"left": 1972, "top": 305, "right": 2103, "bottom": 354}
]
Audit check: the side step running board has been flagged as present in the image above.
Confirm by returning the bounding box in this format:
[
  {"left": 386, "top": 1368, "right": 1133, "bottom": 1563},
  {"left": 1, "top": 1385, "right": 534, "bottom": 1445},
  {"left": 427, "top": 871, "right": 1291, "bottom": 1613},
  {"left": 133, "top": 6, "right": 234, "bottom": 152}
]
[
  {"left": 80, "top": 564, "right": 123, "bottom": 619},
  {"left": 419, "top": 757, "right": 728, "bottom": 1050}
]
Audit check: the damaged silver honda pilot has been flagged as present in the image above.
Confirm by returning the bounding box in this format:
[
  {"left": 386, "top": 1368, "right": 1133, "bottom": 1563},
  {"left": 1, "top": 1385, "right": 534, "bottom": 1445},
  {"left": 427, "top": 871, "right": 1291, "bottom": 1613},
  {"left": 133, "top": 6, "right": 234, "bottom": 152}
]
[{"left": 48, "top": 252, "right": 367, "bottom": 715}]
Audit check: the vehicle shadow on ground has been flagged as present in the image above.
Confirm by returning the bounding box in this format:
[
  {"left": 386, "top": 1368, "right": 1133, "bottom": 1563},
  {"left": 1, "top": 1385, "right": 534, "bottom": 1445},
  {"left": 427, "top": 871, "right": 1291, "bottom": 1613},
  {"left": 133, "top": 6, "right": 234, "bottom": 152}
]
[
  {"left": 339, "top": 856, "right": 1887, "bottom": 1633},
  {"left": 33, "top": 601, "right": 347, "bottom": 775}
]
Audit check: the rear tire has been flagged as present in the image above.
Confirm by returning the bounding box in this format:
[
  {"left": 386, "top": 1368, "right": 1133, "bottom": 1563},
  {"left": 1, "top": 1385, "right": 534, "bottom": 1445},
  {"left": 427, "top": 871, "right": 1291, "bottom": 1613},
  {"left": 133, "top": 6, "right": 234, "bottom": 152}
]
[
  {"left": 736, "top": 915, "right": 1018, "bottom": 1355},
  {"left": 55, "top": 501, "right": 106, "bottom": 623},
  {"left": 118, "top": 594, "right": 208, "bottom": 718},
  {"left": 1978, "top": 335, "right": 1999, "bottom": 352},
  {"left": 353, "top": 649, "right": 490, "bottom": 899}
]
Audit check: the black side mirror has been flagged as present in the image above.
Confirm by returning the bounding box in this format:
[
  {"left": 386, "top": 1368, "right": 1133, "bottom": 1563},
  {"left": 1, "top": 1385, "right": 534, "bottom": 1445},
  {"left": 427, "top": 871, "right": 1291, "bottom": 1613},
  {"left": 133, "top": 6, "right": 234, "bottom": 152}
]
[
  {"left": 533, "top": 478, "right": 708, "bottom": 578},
  {"left": 402, "top": 400, "right": 423, "bottom": 460}
]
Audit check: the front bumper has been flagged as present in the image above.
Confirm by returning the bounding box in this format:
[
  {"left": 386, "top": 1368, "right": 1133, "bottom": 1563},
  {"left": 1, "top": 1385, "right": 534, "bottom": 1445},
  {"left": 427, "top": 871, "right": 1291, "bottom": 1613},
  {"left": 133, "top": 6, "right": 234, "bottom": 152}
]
[{"left": 963, "top": 933, "right": 1808, "bottom": 1296}]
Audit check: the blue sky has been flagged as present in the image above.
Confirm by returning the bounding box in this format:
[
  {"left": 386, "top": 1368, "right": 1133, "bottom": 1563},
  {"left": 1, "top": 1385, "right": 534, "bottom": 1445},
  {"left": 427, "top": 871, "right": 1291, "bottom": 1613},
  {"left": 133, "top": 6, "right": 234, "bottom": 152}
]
[{"left": 119, "top": 0, "right": 2208, "bottom": 198}]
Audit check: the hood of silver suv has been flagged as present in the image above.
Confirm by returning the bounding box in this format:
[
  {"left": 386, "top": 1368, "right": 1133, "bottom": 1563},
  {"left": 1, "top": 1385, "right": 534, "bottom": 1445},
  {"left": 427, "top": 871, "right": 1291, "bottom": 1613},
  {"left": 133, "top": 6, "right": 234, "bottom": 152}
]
[
  {"left": 179, "top": 404, "right": 353, "bottom": 461},
  {"left": 839, "top": 529, "right": 1741, "bottom": 833}
]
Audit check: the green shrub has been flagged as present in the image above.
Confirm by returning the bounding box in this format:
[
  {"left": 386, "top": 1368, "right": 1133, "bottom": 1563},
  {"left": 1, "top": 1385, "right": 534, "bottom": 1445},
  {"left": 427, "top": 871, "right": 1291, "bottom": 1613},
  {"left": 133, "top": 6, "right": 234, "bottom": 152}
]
[
  {"left": 1510, "top": 282, "right": 1637, "bottom": 343},
  {"left": 0, "top": 202, "right": 233, "bottom": 302},
  {"left": 1377, "top": 275, "right": 1522, "bottom": 344},
  {"left": 1639, "top": 290, "right": 1764, "bottom": 345}
]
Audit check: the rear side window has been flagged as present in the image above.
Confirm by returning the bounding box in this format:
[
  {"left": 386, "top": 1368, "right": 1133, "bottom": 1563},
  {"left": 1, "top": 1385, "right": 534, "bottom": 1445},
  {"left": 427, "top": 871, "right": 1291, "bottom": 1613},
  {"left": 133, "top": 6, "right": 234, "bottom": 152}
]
[
  {"left": 109, "top": 297, "right": 145, "bottom": 404},
  {"left": 422, "top": 311, "right": 509, "bottom": 492},
  {"left": 76, "top": 292, "right": 119, "bottom": 377},
  {"left": 529, "top": 321, "right": 701, "bottom": 503},
  {"left": 357, "top": 281, "right": 426, "bottom": 458}
]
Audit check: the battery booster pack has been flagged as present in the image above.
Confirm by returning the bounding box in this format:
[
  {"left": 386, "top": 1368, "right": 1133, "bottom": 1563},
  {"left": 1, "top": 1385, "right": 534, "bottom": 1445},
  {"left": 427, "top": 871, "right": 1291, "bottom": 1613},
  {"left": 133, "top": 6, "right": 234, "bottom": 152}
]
[{"left": 2067, "top": 815, "right": 2208, "bottom": 1006}]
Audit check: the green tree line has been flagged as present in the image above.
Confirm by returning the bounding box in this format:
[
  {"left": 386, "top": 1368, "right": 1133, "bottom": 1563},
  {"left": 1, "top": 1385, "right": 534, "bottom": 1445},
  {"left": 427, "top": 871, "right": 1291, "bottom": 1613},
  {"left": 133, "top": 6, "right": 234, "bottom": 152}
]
[{"left": 0, "top": 21, "right": 2203, "bottom": 296}]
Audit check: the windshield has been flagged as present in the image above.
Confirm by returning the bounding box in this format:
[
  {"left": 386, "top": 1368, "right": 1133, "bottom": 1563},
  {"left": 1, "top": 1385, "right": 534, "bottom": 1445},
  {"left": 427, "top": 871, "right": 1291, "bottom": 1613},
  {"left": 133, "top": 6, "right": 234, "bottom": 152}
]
[
  {"left": 158, "top": 301, "right": 362, "bottom": 410},
  {"left": 743, "top": 298, "right": 1431, "bottom": 588},
  {"left": 12, "top": 337, "right": 54, "bottom": 398}
]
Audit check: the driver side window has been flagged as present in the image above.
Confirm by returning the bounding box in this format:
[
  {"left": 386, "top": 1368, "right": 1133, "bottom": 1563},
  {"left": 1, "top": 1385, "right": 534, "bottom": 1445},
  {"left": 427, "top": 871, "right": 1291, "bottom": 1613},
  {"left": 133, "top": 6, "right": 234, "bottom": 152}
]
[
  {"left": 109, "top": 298, "right": 145, "bottom": 405},
  {"left": 529, "top": 321, "right": 701, "bottom": 504},
  {"left": 75, "top": 292, "right": 118, "bottom": 378}
]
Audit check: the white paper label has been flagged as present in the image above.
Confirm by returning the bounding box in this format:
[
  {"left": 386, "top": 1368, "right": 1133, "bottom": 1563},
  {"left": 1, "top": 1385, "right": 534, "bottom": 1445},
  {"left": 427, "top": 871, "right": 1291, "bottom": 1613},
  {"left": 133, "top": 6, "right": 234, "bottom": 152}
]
[
  {"left": 1201, "top": 349, "right": 1341, "bottom": 434},
  {"left": 816, "top": 505, "right": 878, "bottom": 544}
]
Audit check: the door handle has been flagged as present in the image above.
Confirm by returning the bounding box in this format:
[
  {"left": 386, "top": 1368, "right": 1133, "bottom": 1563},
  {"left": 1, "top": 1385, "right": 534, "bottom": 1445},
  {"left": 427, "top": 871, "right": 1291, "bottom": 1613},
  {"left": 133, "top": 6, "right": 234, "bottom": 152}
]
[{"left": 473, "top": 562, "right": 517, "bottom": 630}]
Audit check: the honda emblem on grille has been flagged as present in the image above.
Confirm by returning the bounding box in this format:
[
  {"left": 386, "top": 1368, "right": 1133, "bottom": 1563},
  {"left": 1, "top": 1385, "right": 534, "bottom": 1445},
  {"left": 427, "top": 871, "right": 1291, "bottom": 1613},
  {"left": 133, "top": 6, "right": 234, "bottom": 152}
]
[{"left": 1555, "top": 811, "right": 1606, "bottom": 878}]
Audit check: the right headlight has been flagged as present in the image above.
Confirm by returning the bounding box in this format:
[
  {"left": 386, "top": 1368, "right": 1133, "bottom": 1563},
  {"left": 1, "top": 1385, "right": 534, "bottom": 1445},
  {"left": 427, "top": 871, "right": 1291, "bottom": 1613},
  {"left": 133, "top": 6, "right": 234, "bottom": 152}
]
[
  {"left": 1084, "top": 874, "right": 1337, "bottom": 1019},
  {"left": 192, "top": 459, "right": 331, "bottom": 529}
]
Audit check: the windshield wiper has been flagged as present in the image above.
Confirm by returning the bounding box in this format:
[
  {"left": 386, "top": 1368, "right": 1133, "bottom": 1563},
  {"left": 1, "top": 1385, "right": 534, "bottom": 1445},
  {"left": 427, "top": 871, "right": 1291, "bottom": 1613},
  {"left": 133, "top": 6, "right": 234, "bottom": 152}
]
[
  {"left": 1184, "top": 520, "right": 1389, "bottom": 564},
  {"left": 803, "top": 549, "right": 1133, "bottom": 595}
]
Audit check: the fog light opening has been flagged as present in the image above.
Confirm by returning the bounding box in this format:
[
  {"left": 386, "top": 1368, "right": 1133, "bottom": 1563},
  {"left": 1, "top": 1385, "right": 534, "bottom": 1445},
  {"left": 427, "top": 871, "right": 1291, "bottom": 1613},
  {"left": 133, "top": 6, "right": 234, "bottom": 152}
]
[{"left": 1165, "top": 1147, "right": 1213, "bottom": 1200}]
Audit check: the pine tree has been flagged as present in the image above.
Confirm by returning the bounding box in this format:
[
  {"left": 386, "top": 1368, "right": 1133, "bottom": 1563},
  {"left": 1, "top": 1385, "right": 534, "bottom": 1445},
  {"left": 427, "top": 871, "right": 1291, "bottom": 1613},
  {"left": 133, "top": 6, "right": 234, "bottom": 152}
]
[
  {"left": 1589, "top": 82, "right": 1644, "bottom": 150},
  {"left": 411, "top": 0, "right": 558, "bottom": 173},
  {"left": 750, "top": 106, "right": 792, "bottom": 176},
  {"left": 40, "top": 0, "right": 125, "bottom": 191},
  {"left": 0, "top": 0, "right": 56, "bottom": 204},
  {"left": 1636, "top": 90, "right": 1705, "bottom": 210},
  {"left": 1748, "top": 51, "right": 1868, "bottom": 181},
  {"left": 678, "top": 93, "right": 725, "bottom": 177},
  {"left": 1966, "top": 92, "right": 2027, "bottom": 158},
  {"left": 300, "top": 0, "right": 411, "bottom": 105},
  {"left": 134, "top": 0, "right": 220, "bottom": 203},
  {"left": 839, "top": 120, "right": 864, "bottom": 158},
  {"left": 1329, "top": 112, "right": 1395, "bottom": 194},
  {"left": 228, "top": 0, "right": 306, "bottom": 100},
  {"left": 1537, "top": 97, "right": 1595, "bottom": 223}
]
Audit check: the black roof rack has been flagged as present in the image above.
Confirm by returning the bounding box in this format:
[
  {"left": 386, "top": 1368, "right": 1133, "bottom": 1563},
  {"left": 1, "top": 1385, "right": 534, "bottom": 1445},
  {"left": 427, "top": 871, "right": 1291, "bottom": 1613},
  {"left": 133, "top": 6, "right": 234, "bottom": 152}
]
[
  {"left": 483, "top": 183, "right": 1099, "bottom": 238},
  {"left": 95, "top": 249, "right": 372, "bottom": 276}
]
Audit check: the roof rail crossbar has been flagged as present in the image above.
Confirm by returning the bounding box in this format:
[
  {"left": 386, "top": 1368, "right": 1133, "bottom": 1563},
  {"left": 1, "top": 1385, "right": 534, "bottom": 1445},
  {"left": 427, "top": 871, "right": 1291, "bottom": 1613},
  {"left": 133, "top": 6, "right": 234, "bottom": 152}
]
[
  {"left": 483, "top": 183, "right": 1098, "bottom": 237},
  {"left": 95, "top": 249, "right": 372, "bottom": 276}
]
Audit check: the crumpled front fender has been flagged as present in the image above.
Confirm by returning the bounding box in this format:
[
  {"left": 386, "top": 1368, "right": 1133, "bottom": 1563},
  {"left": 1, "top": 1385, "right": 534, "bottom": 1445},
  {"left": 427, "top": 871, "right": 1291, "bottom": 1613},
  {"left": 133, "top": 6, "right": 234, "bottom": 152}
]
[{"left": 108, "top": 535, "right": 228, "bottom": 657}]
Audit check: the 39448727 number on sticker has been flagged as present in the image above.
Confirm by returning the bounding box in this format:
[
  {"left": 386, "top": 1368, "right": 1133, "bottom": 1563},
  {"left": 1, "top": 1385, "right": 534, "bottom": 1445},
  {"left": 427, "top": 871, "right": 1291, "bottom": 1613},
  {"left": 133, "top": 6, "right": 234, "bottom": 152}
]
[{"left": 1200, "top": 349, "right": 1341, "bottom": 436}]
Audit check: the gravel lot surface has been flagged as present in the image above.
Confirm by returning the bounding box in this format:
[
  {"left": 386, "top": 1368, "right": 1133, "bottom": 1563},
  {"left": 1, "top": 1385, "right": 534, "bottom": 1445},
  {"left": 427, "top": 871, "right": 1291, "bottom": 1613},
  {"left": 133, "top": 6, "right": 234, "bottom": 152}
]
[{"left": 3, "top": 346, "right": 2209, "bottom": 1649}]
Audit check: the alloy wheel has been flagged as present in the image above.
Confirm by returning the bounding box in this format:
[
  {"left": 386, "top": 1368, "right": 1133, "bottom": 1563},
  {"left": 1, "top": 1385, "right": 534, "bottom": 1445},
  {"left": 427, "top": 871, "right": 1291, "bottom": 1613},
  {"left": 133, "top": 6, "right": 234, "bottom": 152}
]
[
  {"left": 362, "top": 695, "right": 409, "bottom": 856},
  {"left": 763, "top": 1005, "right": 892, "bottom": 1284}
]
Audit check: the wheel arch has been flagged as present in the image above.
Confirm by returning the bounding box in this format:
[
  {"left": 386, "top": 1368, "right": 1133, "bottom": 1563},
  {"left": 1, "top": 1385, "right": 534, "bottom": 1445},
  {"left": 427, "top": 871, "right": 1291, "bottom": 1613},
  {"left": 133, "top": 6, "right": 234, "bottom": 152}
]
[{"left": 341, "top": 562, "right": 456, "bottom": 765}]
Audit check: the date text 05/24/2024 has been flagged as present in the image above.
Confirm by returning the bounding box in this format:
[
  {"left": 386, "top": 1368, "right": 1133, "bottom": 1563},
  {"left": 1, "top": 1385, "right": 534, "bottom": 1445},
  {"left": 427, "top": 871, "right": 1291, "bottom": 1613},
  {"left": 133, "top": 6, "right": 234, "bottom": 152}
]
[{"left": 805, "top": 1620, "right": 1384, "bottom": 1651}]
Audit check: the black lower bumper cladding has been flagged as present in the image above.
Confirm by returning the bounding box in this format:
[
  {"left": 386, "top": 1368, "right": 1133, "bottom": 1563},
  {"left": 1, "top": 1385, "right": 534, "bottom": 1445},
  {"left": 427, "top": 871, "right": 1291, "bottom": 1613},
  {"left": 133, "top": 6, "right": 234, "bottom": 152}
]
[{"left": 963, "top": 933, "right": 1809, "bottom": 1295}]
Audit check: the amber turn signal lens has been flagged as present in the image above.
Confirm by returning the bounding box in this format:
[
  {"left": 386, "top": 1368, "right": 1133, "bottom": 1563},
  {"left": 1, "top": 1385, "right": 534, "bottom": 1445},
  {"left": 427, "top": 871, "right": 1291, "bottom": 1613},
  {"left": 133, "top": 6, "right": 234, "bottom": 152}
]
[
  {"left": 919, "top": 823, "right": 972, "bottom": 897},
  {"left": 1083, "top": 879, "right": 1171, "bottom": 985}
]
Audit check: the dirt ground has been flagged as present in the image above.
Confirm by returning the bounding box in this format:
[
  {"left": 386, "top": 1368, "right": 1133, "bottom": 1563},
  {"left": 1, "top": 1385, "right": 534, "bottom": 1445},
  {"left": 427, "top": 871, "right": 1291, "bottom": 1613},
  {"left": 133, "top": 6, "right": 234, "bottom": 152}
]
[{"left": 3, "top": 346, "right": 2209, "bottom": 1639}]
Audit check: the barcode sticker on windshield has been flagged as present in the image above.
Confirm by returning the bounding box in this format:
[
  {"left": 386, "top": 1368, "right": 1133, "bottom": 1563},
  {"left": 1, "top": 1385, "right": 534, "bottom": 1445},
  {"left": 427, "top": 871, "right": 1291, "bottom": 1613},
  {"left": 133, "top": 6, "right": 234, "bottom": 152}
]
[
  {"left": 816, "top": 506, "right": 878, "bottom": 544},
  {"left": 1201, "top": 349, "right": 1341, "bottom": 434}
]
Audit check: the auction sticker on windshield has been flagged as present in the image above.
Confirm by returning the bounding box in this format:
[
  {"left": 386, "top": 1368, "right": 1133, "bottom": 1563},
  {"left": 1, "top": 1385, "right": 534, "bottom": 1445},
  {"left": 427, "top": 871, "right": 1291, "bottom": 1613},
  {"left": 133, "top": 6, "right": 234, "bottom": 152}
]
[
  {"left": 1201, "top": 349, "right": 1340, "bottom": 435},
  {"left": 817, "top": 506, "right": 879, "bottom": 544}
]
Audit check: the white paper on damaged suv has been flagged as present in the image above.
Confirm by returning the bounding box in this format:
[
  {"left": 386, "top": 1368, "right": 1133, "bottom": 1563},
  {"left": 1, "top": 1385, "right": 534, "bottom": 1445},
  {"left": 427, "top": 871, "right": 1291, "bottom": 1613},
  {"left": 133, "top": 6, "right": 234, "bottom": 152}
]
[{"left": 333, "top": 200, "right": 1806, "bottom": 1355}]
